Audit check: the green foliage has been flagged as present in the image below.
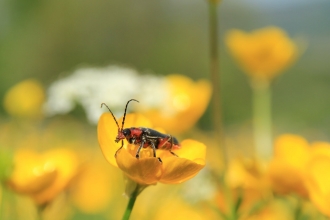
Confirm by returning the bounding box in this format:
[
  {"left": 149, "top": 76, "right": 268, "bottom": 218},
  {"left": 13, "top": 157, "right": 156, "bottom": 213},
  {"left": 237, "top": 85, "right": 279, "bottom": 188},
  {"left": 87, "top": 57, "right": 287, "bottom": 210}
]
[{"left": 0, "top": 148, "right": 13, "bottom": 182}]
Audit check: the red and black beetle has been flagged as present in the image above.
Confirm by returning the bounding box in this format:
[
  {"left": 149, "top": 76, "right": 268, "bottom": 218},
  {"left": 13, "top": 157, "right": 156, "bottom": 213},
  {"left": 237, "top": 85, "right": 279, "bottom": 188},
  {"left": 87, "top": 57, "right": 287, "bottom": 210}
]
[{"left": 101, "top": 99, "right": 180, "bottom": 162}]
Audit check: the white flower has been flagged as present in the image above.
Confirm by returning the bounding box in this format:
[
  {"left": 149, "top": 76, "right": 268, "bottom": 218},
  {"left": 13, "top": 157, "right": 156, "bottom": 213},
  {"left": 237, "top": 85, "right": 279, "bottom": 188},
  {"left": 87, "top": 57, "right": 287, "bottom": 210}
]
[{"left": 44, "top": 66, "right": 168, "bottom": 124}]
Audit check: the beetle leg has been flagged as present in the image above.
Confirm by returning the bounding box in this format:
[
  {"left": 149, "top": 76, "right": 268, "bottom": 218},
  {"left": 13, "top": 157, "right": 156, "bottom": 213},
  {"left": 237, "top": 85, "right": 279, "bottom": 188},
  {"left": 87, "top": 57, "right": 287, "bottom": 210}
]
[
  {"left": 135, "top": 139, "right": 145, "bottom": 159},
  {"left": 150, "top": 141, "right": 162, "bottom": 163},
  {"left": 115, "top": 140, "right": 124, "bottom": 157},
  {"left": 168, "top": 135, "right": 178, "bottom": 157},
  {"left": 150, "top": 141, "right": 157, "bottom": 157}
]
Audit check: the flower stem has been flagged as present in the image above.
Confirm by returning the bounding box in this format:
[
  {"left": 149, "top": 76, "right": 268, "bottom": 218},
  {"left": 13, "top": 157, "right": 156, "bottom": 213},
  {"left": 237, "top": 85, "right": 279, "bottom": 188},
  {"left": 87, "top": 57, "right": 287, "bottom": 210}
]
[
  {"left": 251, "top": 79, "right": 273, "bottom": 160},
  {"left": 37, "top": 208, "right": 43, "bottom": 220},
  {"left": 122, "top": 189, "right": 138, "bottom": 220},
  {"left": 208, "top": 0, "right": 227, "bottom": 166},
  {"left": 294, "top": 200, "right": 303, "bottom": 220}
]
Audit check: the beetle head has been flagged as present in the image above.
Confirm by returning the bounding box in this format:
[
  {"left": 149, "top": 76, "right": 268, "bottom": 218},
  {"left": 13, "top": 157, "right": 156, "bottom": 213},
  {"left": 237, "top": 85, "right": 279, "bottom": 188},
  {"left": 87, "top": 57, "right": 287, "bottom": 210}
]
[
  {"left": 101, "top": 99, "right": 139, "bottom": 143},
  {"left": 115, "top": 128, "right": 131, "bottom": 143}
]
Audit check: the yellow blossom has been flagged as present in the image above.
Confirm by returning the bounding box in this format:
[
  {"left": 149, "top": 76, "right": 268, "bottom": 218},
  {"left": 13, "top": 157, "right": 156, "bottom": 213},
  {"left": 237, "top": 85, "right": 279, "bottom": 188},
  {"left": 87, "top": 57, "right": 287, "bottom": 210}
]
[
  {"left": 226, "top": 158, "right": 268, "bottom": 190},
  {"left": 305, "top": 146, "right": 330, "bottom": 217},
  {"left": 220, "top": 158, "right": 270, "bottom": 215},
  {"left": 70, "top": 159, "right": 117, "bottom": 213},
  {"left": 8, "top": 148, "right": 79, "bottom": 205},
  {"left": 267, "top": 134, "right": 310, "bottom": 197},
  {"left": 3, "top": 79, "right": 45, "bottom": 119},
  {"left": 268, "top": 134, "right": 330, "bottom": 217},
  {"left": 141, "top": 75, "right": 212, "bottom": 135},
  {"left": 97, "top": 112, "right": 206, "bottom": 186},
  {"left": 225, "top": 26, "right": 298, "bottom": 82}
]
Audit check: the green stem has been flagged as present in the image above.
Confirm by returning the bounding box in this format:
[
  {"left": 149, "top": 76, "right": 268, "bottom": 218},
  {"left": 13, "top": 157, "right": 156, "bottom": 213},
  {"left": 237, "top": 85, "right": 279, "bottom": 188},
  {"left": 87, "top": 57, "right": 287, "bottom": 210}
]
[
  {"left": 294, "top": 197, "right": 308, "bottom": 220},
  {"left": 122, "top": 189, "right": 138, "bottom": 220},
  {"left": 229, "top": 190, "right": 242, "bottom": 220},
  {"left": 294, "top": 200, "right": 302, "bottom": 220},
  {"left": 208, "top": 0, "right": 227, "bottom": 166},
  {"left": 37, "top": 209, "right": 42, "bottom": 220},
  {"left": 37, "top": 205, "right": 46, "bottom": 220},
  {"left": 251, "top": 79, "right": 273, "bottom": 160}
]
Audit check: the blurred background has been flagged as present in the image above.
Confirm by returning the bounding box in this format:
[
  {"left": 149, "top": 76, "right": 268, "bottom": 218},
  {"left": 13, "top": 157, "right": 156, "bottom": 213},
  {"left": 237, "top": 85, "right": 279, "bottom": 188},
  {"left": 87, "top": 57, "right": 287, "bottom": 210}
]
[
  {"left": 1, "top": 0, "right": 330, "bottom": 219},
  {"left": 0, "top": 0, "right": 329, "bottom": 136}
]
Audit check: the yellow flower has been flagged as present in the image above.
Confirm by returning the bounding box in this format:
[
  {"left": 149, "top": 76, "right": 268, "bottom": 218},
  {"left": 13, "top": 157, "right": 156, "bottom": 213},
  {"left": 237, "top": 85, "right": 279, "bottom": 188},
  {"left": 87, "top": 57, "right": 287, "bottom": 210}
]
[
  {"left": 3, "top": 79, "right": 45, "bottom": 119},
  {"left": 97, "top": 112, "right": 206, "bottom": 186},
  {"left": 226, "top": 158, "right": 268, "bottom": 190},
  {"left": 221, "top": 158, "right": 270, "bottom": 215},
  {"left": 8, "top": 148, "right": 79, "bottom": 205},
  {"left": 305, "top": 144, "right": 330, "bottom": 217},
  {"left": 141, "top": 74, "right": 212, "bottom": 135},
  {"left": 268, "top": 134, "right": 330, "bottom": 217},
  {"left": 70, "top": 158, "right": 117, "bottom": 214},
  {"left": 267, "top": 134, "right": 310, "bottom": 197},
  {"left": 226, "top": 26, "right": 298, "bottom": 82}
]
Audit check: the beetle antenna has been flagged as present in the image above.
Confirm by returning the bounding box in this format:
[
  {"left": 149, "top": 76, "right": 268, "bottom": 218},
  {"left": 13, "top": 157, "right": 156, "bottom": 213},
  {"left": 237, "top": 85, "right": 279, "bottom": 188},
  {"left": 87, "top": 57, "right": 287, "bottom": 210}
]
[
  {"left": 122, "top": 99, "right": 139, "bottom": 131},
  {"left": 101, "top": 103, "right": 120, "bottom": 129}
]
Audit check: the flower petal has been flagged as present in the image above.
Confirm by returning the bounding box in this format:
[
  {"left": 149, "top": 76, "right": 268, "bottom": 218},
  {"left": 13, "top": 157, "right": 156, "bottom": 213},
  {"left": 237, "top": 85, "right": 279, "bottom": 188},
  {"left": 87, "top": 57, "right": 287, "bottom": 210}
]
[
  {"left": 267, "top": 159, "right": 308, "bottom": 197},
  {"left": 8, "top": 149, "right": 57, "bottom": 194},
  {"left": 225, "top": 26, "right": 298, "bottom": 81},
  {"left": 97, "top": 113, "right": 121, "bottom": 167},
  {"left": 70, "top": 161, "right": 114, "bottom": 213},
  {"left": 32, "top": 148, "right": 79, "bottom": 204},
  {"left": 160, "top": 157, "right": 204, "bottom": 184},
  {"left": 172, "top": 139, "right": 206, "bottom": 164},
  {"left": 273, "top": 134, "right": 310, "bottom": 169},
  {"left": 3, "top": 79, "right": 45, "bottom": 118},
  {"left": 157, "top": 139, "right": 206, "bottom": 184},
  {"left": 311, "top": 142, "right": 330, "bottom": 158},
  {"left": 143, "top": 75, "right": 211, "bottom": 135},
  {"left": 305, "top": 156, "right": 330, "bottom": 217},
  {"left": 116, "top": 149, "right": 162, "bottom": 185}
]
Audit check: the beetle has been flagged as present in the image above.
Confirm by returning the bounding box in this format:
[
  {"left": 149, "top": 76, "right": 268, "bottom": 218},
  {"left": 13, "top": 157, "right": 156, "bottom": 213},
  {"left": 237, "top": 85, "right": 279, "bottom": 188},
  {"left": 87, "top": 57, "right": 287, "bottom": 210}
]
[{"left": 101, "top": 99, "right": 180, "bottom": 162}]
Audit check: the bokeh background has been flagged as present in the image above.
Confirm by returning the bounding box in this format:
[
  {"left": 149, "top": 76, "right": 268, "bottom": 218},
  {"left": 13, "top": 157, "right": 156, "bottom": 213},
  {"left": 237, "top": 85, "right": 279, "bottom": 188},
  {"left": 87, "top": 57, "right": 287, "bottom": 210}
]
[
  {"left": 1, "top": 0, "right": 330, "bottom": 219},
  {"left": 1, "top": 0, "right": 330, "bottom": 135}
]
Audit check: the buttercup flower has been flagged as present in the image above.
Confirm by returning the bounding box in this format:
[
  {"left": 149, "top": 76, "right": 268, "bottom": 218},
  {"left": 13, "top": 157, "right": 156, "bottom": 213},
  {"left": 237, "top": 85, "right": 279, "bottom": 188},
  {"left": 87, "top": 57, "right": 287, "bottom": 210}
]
[
  {"left": 8, "top": 148, "right": 79, "bottom": 205},
  {"left": 97, "top": 112, "right": 206, "bottom": 187},
  {"left": 216, "top": 157, "right": 270, "bottom": 217},
  {"left": 4, "top": 79, "right": 45, "bottom": 119},
  {"left": 226, "top": 27, "right": 299, "bottom": 160},
  {"left": 70, "top": 158, "right": 117, "bottom": 214},
  {"left": 141, "top": 74, "right": 212, "bottom": 135},
  {"left": 304, "top": 143, "right": 330, "bottom": 217},
  {"left": 267, "top": 134, "right": 310, "bottom": 197},
  {"left": 225, "top": 26, "right": 298, "bottom": 82},
  {"left": 268, "top": 135, "right": 330, "bottom": 205}
]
